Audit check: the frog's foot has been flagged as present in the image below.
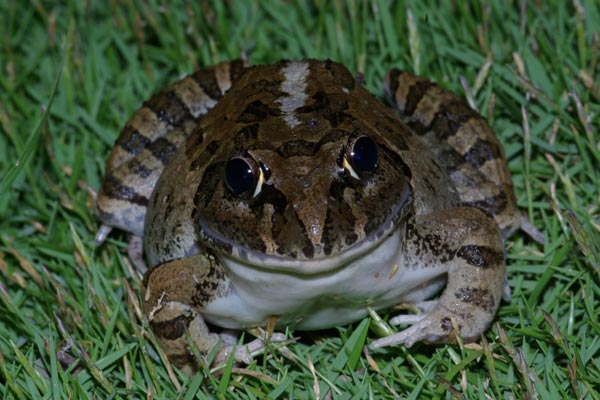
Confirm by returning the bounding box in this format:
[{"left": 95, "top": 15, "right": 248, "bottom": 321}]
[{"left": 370, "top": 303, "right": 458, "bottom": 349}]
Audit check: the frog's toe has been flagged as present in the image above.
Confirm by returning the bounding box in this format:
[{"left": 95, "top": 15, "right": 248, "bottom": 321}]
[
  {"left": 232, "top": 345, "right": 254, "bottom": 364},
  {"left": 218, "top": 332, "right": 288, "bottom": 365},
  {"left": 212, "top": 343, "right": 253, "bottom": 365},
  {"left": 369, "top": 313, "right": 450, "bottom": 349},
  {"left": 95, "top": 224, "right": 113, "bottom": 244},
  {"left": 241, "top": 333, "right": 288, "bottom": 357},
  {"left": 413, "top": 300, "right": 438, "bottom": 313},
  {"left": 387, "top": 300, "right": 436, "bottom": 326},
  {"left": 389, "top": 313, "right": 425, "bottom": 326}
]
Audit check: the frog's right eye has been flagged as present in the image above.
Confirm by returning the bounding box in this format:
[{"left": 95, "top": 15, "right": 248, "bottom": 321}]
[
  {"left": 342, "top": 135, "right": 378, "bottom": 179},
  {"left": 224, "top": 155, "right": 263, "bottom": 197}
]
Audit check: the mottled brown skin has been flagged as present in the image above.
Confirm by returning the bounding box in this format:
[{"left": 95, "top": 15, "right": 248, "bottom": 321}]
[{"left": 97, "top": 59, "right": 523, "bottom": 372}]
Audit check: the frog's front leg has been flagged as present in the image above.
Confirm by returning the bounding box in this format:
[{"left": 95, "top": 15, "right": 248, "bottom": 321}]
[
  {"left": 371, "top": 207, "right": 505, "bottom": 349},
  {"left": 143, "top": 251, "right": 281, "bottom": 372}
]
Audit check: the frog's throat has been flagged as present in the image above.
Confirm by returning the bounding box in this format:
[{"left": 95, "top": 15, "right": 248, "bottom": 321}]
[{"left": 197, "top": 183, "right": 412, "bottom": 275}]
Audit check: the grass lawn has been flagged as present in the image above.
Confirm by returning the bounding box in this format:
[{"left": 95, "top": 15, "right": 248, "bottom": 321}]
[{"left": 1, "top": 1, "right": 599, "bottom": 398}]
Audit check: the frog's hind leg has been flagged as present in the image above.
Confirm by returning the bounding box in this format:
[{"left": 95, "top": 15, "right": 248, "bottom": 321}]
[
  {"left": 103, "top": 60, "right": 247, "bottom": 173},
  {"left": 384, "top": 70, "right": 526, "bottom": 240},
  {"left": 96, "top": 60, "right": 246, "bottom": 239},
  {"left": 97, "top": 127, "right": 191, "bottom": 237},
  {"left": 143, "top": 251, "right": 285, "bottom": 372}
]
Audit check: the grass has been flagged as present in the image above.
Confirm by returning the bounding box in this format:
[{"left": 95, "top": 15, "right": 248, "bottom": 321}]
[{"left": 0, "top": 0, "right": 599, "bottom": 398}]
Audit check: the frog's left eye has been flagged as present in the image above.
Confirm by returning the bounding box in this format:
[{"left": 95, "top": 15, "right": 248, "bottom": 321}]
[
  {"left": 224, "top": 155, "right": 263, "bottom": 197},
  {"left": 343, "top": 135, "right": 378, "bottom": 178}
]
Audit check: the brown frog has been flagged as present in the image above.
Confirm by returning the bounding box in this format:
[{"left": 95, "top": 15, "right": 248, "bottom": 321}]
[{"left": 97, "top": 59, "right": 526, "bottom": 372}]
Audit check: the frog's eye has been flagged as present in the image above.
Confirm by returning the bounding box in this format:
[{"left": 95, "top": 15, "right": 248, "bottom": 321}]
[
  {"left": 343, "top": 135, "right": 378, "bottom": 178},
  {"left": 224, "top": 156, "right": 264, "bottom": 197}
]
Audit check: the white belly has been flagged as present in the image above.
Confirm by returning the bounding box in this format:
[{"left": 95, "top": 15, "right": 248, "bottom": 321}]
[{"left": 202, "top": 230, "right": 448, "bottom": 330}]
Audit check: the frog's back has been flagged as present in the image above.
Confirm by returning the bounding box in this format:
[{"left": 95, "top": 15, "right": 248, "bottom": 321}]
[{"left": 385, "top": 70, "right": 521, "bottom": 238}]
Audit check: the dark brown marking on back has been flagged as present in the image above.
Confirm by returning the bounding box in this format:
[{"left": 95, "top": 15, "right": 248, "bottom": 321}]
[
  {"left": 274, "top": 129, "right": 347, "bottom": 158},
  {"left": 205, "top": 140, "right": 220, "bottom": 154},
  {"left": 236, "top": 100, "right": 281, "bottom": 123},
  {"left": 296, "top": 91, "right": 327, "bottom": 113},
  {"left": 324, "top": 59, "right": 356, "bottom": 90},
  {"left": 318, "top": 94, "right": 350, "bottom": 128},
  {"left": 233, "top": 124, "right": 260, "bottom": 151},
  {"left": 378, "top": 143, "right": 413, "bottom": 180},
  {"left": 297, "top": 91, "right": 352, "bottom": 128},
  {"left": 189, "top": 140, "right": 220, "bottom": 171},
  {"left": 249, "top": 78, "right": 283, "bottom": 94},
  {"left": 185, "top": 127, "right": 205, "bottom": 158},
  {"left": 374, "top": 116, "right": 410, "bottom": 151},
  {"left": 276, "top": 140, "right": 319, "bottom": 157}
]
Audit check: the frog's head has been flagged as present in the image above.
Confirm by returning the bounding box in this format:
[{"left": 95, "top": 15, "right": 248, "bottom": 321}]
[{"left": 191, "top": 60, "right": 413, "bottom": 272}]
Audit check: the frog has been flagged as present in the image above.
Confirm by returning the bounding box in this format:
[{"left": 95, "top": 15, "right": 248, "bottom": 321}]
[{"left": 96, "top": 59, "right": 526, "bottom": 372}]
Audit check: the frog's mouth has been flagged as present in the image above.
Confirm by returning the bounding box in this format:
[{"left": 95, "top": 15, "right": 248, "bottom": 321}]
[{"left": 196, "top": 183, "right": 412, "bottom": 275}]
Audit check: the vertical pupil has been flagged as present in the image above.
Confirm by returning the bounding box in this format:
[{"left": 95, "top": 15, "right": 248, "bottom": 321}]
[
  {"left": 225, "top": 158, "right": 255, "bottom": 194},
  {"left": 351, "top": 136, "right": 378, "bottom": 172}
]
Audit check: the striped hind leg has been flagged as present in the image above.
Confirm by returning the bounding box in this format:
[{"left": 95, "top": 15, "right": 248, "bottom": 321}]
[
  {"left": 95, "top": 60, "right": 247, "bottom": 259},
  {"left": 384, "top": 69, "right": 521, "bottom": 239}
]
